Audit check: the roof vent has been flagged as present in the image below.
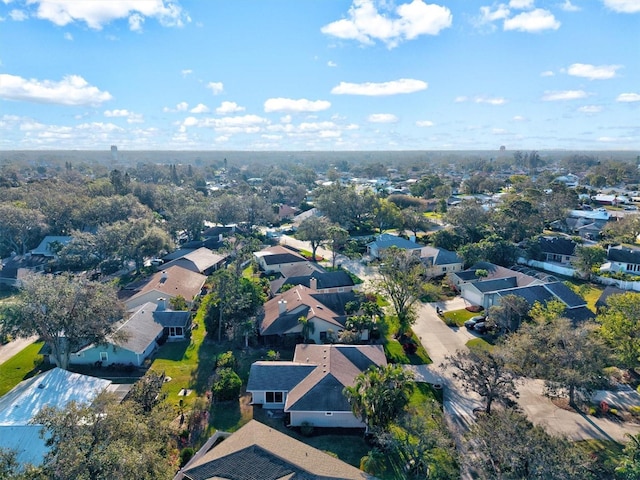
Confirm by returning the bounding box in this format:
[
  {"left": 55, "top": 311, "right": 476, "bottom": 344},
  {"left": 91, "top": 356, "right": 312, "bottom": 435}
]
[{"left": 37, "top": 383, "right": 45, "bottom": 389}]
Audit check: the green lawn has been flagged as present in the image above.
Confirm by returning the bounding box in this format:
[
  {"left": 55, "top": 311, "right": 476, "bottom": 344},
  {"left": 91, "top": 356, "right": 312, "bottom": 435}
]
[
  {"left": 577, "top": 439, "right": 623, "bottom": 476},
  {"left": 466, "top": 337, "right": 495, "bottom": 352},
  {"left": 384, "top": 331, "right": 432, "bottom": 365},
  {"left": 442, "top": 308, "right": 479, "bottom": 327},
  {"left": 0, "top": 341, "right": 49, "bottom": 397}
]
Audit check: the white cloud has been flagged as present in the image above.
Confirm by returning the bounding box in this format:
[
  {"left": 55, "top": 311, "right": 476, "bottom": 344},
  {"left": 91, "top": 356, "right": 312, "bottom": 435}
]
[
  {"left": 280, "top": 115, "right": 292, "bottom": 124},
  {"left": 163, "top": 101, "right": 189, "bottom": 113},
  {"left": 206, "top": 82, "right": 224, "bottom": 95},
  {"left": 540, "top": 70, "right": 555, "bottom": 77},
  {"left": 0, "top": 74, "right": 112, "bottom": 106},
  {"left": 454, "top": 95, "right": 507, "bottom": 105},
  {"left": 321, "top": 0, "right": 452, "bottom": 48},
  {"left": 617, "top": 93, "right": 640, "bottom": 102},
  {"left": 492, "top": 128, "right": 509, "bottom": 134},
  {"left": 216, "top": 101, "right": 245, "bottom": 114},
  {"left": 190, "top": 103, "right": 210, "bottom": 113},
  {"left": 567, "top": 63, "right": 621, "bottom": 80},
  {"left": 559, "top": 1, "right": 580, "bottom": 12},
  {"left": 479, "top": 4, "right": 510, "bottom": 24},
  {"left": 29, "top": 0, "right": 189, "bottom": 29},
  {"left": 416, "top": 120, "right": 434, "bottom": 127},
  {"left": 64, "top": 32, "right": 73, "bottom": 40},
  {"left": 504, "top": 9, "right": 560, "bottom": 32},
  {"left": 9, "top": 9, "right": 27, "bottom": 21},
  {"left": 509, "top": 0, "right": 534, "bottom": 9},
  {"left": 603, "top": 0, "right": 640, "bottom": 13},
  {"left": 264, "top": 98, "right": 331, "bottom": 113},
  {"left": 327, "top": 61, "right": 338, "bottom": 67},
  {"left": 578, "top": 105, "right": 603, "bottom": 113},
  {"left": 104, "top": 109, "right": 143, "bottom": 123},
  {"left": 367, "top": 113, "right": 398, "bottom": 123},
  {"left": 332, "top": 78, "right": 427, "bottom": 96},
  {"left": 181, "top": 114, "right": 270, "bottom": 134},
  {"left": 542, "top": 90, "right": 589, "bottom": 101},
  {"left": 513, "top": 115, "right": 527, "bottom": 121},
  {"left": 181, "top": 69, "right": 193, "bottom": 77},
  {"left": 128, "top": 13, "right": 144, "bottom": 31}
]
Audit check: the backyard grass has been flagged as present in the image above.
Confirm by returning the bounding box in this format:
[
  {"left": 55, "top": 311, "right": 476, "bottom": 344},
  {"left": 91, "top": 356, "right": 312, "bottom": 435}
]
[
  {"left": 580, "top": 284, "right": 605, "bottom": 312},
  {"left": 0, "top": 341, "right": 49, "bottom": 397},
  {"left": 466, "top": 337, "right": 495, "bottom": 352},
  {"left": 577, "top": 439, "right": 623, "bottom": 475},
  {"left": 384, "top": 330, "right": 432, "bottom": 365},
  {"left": 442, "top": 308, "right": 479, "bottom": 327}
]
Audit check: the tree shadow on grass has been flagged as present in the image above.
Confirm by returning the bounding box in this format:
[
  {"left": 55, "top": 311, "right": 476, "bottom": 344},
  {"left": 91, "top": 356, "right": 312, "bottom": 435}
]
[{"left": 154, "top": 340, "right": 190, "bottom": 361}]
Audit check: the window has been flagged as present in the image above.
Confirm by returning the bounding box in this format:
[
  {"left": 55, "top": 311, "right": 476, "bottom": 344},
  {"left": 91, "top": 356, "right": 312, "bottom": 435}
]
[
  {"left": 325, "top": 412, "right": 333, "bottom": 416},
  {"left": 320, "top": 331, "right": 327, "bottom": 341},
  {"left": 442, "top": 267, "right": 447, "bottom": 272},
  {"left": 100, "top": 352, "right": 108, "bottom": 362},
  {"left": 265, "top": 391, "right": 283, "bottom": 403}
]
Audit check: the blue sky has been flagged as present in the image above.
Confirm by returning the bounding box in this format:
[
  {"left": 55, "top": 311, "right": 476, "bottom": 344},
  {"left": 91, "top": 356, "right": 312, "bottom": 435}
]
[{"left": 0, "top": 0, "right": 638, "bottom": 151}]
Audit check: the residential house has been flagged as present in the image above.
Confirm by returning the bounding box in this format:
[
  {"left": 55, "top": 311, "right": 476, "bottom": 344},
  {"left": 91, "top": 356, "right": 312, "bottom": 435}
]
[
  {"left": 161, "top": 247, "right": 227, "bottom": 275},
  {"left": 120, "top": 265, "right": 206, "bottom": 310},
  {"left": 67, "top": 300, "right": 191, "bottom": 367},
  {"left": 247, "top": 344, "right": 386, "bottom": 428},
  {"left": 0, "top": 254, "right": 50, "bottom": 287},
  {"left": 538, "top": 236, "right": 577, "bottom": 264},
  {"left": 420, "top": 245, "right": 463, "bottom": 278},
  {"left": 0, "top": 368, "right": 114, "bottom": 466},
  {"left": 270, "top": 269, "right": 355, "bottom": 295},
  {"left": 30, "top": 235, "right": 72, "bottom": 257},
  {"left": 595, "top": 286, "right": 628, "bottom": 312},
  {"left": 366, "top": 233, "right": 422, "bottom": 259},
  {"left": 254, "top": 245, "right": 310, "bottom": 274},
  {"left": 258, "top": 285, "right": 357, "bottom": 344},
  {"left": 602, "top": 245, "right": 640, "bottom": 276},
  {"left": 449, "top": 262, "right": 540, "bottom": 293},
  {"left": 177, "top": 419, "right": 375, "bottom": 480},
  {"left": 277, "top": 204, "right": 299, "bottom": 221}
]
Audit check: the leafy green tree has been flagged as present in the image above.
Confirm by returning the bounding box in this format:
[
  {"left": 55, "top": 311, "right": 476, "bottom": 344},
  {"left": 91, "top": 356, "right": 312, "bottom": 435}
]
[
  {"left": 572, "top": 245, "right": 607, "bottom": 279},
  {"left": 466, "top": 408, "right": 594, "bottom": 479},
  {"left": 504, "top": 318, "right": 611, "bottom": 405},
  {"left": 429, "top": 228, "right": 465, "bottom": 251},
  {"left": 446, "top": 200, "right": 489, "bottom": 243},
  {"left": 401, "top": 208, "right": 432, "bottom": 238},
  {"left": 376, "top": 404, "right": 459, "bottom": 480},
  {"left": 1, "top": 273, "right": 125, "bottom": 370},
  {"left": 487, "top": 294, "right": 531, "bottom": 332},
  {"left": 326, "top": 224, "right": 349, "bottom": 268},
  {"left": 372, "top": 198, "right": 402, "bottom": 234},
  {"left": 444, "top": 349, "right": 519, "bottom": 414},
  {"left": 212, "top": 368, "right": 242, "bottom": 401},
  {"left": 377, "top": 247, "right": 427, "bottom": 336},
  {"left": 492, "top": 197, "right": 544, "bottom": 243},
  {"left": 617, "top": 433, "right": 640, "bottom": 479},
  {"left": 0, "top": 202, "right": 48, "bottom": 256},
  {"left": 32, "top": 393, "right": 176, "bottom": 480},
  {"left": 298, "top": 315, "right": 315, "bottom": 342},
  {"left": 458, "top": 235, "right": 519, "bottom": 268},
  {"left": 598, "top": 292, "right": 640, "bottom": 371},
  {"left": 344, "top": 364, "right": 414, "bottom": 432},
  {"left": 296, "top": 216, "right": 331, "bottom": 262}
]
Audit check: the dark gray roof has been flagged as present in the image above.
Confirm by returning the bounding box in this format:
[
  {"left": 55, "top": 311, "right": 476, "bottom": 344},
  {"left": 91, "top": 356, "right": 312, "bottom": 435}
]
[
  {"left": 473, "top": 277, "right": 518, "bottom": 293},
  {"left": 563, "top": 306, "right": 595, "bottom": 324},
  {"left": 455, "top": 270, "right": 479, "bottom": 281},
  {"left": 260, "top": 308, "right": 311, "bottom": 336},
  {"left": 154, "top": 310, "right": 191, "bottom": 328},
  {"left": 595, "top": 286, "right": 628, "bottom": 309},
  {"left": 263, "top": 253, "right": 308, "bottom": 265},
  {"left": 498, "top": 285, "right": 555, "bottom": 306},
  {"left": 608, "top": 246, "right": 640, "bottom": 264},
  {"left": 276, "top": 271, "right": 355, "bottom": 293},
  {"left": 246, "top": 362, "right": 316, "bottom": 391},
  {"left": 287, "top": 374, "right": 352, "bottom": 412},
  {"left": 539, "top": 236, "right": 577, "bottom": 256},
  {"left": 309, "top": 291, "right": 358, "bottom": 315},
  {"left": 433, "top": 248, "right": 463, "bottom": 266},
  {"left": 543, "top": 282, "right": 586, "bottom": 308},
  {"left": 367, "top": 233, "right": 421, "bottom": 250}
]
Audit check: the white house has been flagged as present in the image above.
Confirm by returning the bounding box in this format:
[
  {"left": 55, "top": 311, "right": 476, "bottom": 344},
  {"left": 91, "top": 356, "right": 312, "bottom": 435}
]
[{"left": 247, "top": 344, "right": 387, "bottom": 428}]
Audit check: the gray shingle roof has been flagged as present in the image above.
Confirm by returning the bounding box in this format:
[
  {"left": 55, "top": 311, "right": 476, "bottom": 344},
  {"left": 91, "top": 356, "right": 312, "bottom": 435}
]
[
  {"left": 246, "top": 362, "right": 316, "bottom": 391},
  {"left": 543, "top": 282, "right": 586, "bottom": 308},
  {"left": 608, "top": 246, "right": 640, "bottom": 264},
  {"left": 539, "top": 236, "right": 577, "bottom": 256},
  {"left": 473, "top": 277, "right": 518, "bottom": 293},
  {"left": 367, "top": 233, "right": 422, "bottom": 251}
]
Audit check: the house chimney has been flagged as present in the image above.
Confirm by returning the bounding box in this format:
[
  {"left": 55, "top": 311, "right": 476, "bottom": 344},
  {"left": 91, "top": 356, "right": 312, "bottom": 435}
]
[
  {"left": 160, "top": 271, "right": 168, "bottom": 283},
  {"left": 309, "top": 277, "right": 318, "bottom": 290},
  {"left": 278, "top": 299, "right": 287, "bottom": 314},
  {"left": 157, "top": 298, "right": 166, "bottom": 311}
]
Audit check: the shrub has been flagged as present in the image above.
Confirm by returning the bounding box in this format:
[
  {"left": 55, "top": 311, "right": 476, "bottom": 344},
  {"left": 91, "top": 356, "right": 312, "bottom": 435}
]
[
  {"left": 402, "top": 342, "right": 417, "bottom": 355},
  {"left": 216, "top": 351, "right": 236, "bottom": 370},
  {"left": 589, "top": 406, "right": 597, "bottom": 416},
  {"left": 300, "top": 421, "right": 314, "bottom": 437},
  {"left": 180, "top": 447, "right": 195, "bottom": 467},
  {"left": 266, "top": 350, "right": 280, "bottom": 361},
  {"left": 212, "top": 368, "right": 242, "bottom": 401},
  {"left": 629, "top": 406, "right": 640, "bottom": 417}
]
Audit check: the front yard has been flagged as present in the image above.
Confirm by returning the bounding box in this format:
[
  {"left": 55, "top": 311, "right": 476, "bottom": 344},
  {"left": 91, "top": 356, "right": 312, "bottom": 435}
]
[{"left": 0, "top": 341, "right": 49, "bottom": 396}]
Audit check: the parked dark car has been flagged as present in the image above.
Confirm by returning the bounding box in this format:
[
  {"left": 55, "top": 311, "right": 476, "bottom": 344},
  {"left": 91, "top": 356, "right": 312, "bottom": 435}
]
[
  {"left": 474, "top": 322, "right": 488, "bottom": 334},
  {"left": 464, "top": 315, "right": 486, "bottom": 329}
]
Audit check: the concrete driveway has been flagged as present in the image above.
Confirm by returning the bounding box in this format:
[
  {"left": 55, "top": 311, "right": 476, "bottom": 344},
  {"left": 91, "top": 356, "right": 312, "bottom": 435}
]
[
  {"left": 413, "top": 299, "right": 640, "bottom": 442},
  {"left": 0, "top": 336, "right": 38, "bottom": 365}
]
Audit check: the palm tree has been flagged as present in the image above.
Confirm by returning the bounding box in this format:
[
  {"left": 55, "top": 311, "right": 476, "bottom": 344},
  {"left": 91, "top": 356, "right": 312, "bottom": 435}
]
[{"left": 298, "top": 315, "right": 315, "bottom": 343}]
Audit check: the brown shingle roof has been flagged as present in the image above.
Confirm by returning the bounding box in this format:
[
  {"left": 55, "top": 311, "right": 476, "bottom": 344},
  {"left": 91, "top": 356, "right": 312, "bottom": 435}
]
[
  {"left": 182, "top": 420, "right": 375, "bottom": 480},
  {"left": 126, "top": 265, "right": 206, "bottom": 303}
]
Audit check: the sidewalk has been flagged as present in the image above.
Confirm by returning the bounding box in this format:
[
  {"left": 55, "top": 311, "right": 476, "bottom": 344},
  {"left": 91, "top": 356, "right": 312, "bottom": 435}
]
[{"left": 0, "top": 336, "right": 38, "bottom": 365}]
